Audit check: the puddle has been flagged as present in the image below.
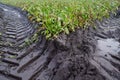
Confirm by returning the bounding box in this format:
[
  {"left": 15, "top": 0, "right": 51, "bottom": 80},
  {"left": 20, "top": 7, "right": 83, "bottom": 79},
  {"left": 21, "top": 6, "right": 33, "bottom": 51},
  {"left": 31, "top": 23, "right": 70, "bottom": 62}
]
[
  {"left": 97, "top": 38, "right": 120, "bottom": 57},
  {"left": 91, "top": 38, "right": 120, "bottom": 80}
]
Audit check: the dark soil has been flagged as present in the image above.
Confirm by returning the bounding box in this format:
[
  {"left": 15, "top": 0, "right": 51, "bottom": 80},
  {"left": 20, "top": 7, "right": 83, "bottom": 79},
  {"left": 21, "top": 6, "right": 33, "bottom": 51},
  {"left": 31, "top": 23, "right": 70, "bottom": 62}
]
[{"left": 0, "top": 3, "right": 120, "bottom": 80}]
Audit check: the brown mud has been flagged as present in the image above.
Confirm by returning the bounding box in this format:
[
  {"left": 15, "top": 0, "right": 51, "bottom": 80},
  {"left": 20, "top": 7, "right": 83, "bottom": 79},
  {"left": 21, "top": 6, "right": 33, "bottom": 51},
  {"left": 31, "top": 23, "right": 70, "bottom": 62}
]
[{"left": 0, "top": 3, "right": 120, "bottom": 80}]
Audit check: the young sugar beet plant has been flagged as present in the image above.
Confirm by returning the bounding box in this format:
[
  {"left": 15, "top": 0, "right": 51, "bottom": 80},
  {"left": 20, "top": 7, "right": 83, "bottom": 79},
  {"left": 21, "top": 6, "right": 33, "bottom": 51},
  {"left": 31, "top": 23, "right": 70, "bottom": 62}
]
[{"left": 5, "top": 0, "right": 119, "bottom": 39}]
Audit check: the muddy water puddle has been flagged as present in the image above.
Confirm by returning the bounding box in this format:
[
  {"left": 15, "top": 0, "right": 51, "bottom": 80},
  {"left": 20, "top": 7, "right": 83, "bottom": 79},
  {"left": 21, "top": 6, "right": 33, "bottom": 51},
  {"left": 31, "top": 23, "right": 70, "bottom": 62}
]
[
  {"left": 97, "top": 38, "right": 120, "bottom": 57},
  {"left": 91, "top": 38, "right": 120, "bottom": 80}
]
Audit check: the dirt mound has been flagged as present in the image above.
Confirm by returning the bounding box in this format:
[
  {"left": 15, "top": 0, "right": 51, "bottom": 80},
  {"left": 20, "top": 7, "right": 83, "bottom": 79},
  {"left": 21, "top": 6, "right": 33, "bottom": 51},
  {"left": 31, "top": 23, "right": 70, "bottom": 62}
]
[{"left": 0, "top": 3, "right": 120, "bottom": 80}]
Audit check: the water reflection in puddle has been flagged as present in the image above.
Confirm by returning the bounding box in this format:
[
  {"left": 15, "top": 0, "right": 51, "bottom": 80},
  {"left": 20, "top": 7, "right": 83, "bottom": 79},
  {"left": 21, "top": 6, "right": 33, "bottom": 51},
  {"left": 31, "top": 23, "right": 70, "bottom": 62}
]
[
  {"left": 97, "top": 38, "right": 120, "bottom": 57},
  {"left": 91, "top": 38, "right": 120, "bottom": 80}
]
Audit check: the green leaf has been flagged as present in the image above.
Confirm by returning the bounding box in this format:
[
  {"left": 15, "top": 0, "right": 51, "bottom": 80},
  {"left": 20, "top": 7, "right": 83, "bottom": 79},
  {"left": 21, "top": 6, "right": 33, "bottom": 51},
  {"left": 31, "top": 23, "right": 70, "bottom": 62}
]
[{"left": 64, "top": 27, "right": 69, "bottom": 34}]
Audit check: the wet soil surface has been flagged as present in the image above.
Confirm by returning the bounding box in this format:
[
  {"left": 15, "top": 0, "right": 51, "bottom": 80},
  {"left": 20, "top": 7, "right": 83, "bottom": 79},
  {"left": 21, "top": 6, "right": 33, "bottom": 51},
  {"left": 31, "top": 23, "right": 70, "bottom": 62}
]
[{"left": 0, "top": 3, "right": 120, "bottom": 80}]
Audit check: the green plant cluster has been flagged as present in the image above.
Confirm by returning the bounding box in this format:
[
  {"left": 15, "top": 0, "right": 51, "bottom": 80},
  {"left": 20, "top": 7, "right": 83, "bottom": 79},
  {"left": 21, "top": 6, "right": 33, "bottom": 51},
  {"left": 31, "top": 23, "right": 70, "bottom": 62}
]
[{"left": 0, "top": 0, "right": 120, "bottom": 39}]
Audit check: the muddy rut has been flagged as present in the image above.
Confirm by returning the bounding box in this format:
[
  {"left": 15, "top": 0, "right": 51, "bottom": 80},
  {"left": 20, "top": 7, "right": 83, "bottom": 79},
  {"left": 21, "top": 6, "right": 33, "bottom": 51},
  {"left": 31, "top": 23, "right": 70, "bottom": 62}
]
[{"left": 0, "top": 3, "right": 120, "bottom": 80}]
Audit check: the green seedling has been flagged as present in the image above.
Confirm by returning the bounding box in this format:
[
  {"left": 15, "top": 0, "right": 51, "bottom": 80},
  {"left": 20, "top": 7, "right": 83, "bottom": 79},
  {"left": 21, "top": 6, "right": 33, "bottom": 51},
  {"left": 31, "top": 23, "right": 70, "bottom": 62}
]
[{"left": 0, "top": 0, "right": 119, "bottom": 39}]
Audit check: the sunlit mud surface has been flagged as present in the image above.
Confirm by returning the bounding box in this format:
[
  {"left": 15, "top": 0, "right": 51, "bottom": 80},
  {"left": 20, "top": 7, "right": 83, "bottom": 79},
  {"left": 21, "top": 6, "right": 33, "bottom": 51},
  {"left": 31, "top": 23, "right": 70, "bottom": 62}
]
[{"left": 0, "top": 3, "right": 120, "bottom": 80}]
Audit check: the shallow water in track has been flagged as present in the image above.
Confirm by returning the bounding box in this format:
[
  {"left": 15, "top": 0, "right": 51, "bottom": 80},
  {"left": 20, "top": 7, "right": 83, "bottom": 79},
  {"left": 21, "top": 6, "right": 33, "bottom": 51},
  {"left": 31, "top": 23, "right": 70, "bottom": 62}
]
[
  {"left": 90, "top": 13, "right": 120, "bottom": 80},
  {"left": 91, "top": 38, "right": 120, "bottom": 80},
  {"left": 97, "top": 38, "right": 120, "bottom": 57}
]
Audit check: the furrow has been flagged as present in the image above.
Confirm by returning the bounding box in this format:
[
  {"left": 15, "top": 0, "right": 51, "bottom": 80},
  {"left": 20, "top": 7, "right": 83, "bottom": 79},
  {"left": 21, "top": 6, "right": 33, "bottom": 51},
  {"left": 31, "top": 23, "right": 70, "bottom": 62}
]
[
  {"left": 0, "top": 71, "right": 22, "bottom": 80},
  {"left": 1, "top": 58, "right": 19, "bottom": 66}
]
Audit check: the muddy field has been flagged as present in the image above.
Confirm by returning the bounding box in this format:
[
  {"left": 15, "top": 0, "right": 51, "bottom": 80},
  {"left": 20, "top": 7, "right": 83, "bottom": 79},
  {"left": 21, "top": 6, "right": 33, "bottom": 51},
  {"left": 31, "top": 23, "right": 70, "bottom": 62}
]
[{"left": 0, "top": 4, "right": 120, "bottom": 80}]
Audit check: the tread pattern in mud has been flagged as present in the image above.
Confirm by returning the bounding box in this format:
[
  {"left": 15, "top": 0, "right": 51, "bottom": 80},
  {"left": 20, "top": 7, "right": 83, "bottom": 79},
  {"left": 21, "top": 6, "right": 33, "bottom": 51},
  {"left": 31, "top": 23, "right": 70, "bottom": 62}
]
[
  {"left": 0, "top": 3, "right": 120, "bottom": 80},
  {"left": 90, "top": 13, "right": 120, "bottom": 80},
  {"left": 0, "top": 4, "right": 35, "bottom": 80}
]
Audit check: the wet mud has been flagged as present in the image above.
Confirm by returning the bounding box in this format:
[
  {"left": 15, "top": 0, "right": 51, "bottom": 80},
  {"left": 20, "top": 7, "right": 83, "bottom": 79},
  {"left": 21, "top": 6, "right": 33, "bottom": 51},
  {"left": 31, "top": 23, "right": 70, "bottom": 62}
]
[{"left": 0, "top": 3, "right": 120, "bottom": 80}]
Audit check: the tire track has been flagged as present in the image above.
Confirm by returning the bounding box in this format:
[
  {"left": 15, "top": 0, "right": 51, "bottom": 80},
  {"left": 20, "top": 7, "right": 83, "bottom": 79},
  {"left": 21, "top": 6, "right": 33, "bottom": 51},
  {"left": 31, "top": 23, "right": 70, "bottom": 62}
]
[{"left": 0, "top": 3, "right": 120, "bottom": 80}]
